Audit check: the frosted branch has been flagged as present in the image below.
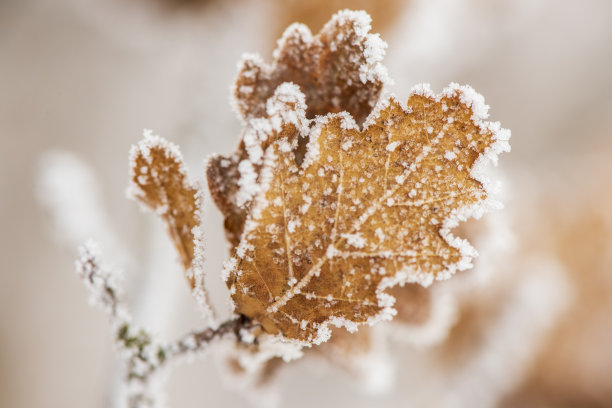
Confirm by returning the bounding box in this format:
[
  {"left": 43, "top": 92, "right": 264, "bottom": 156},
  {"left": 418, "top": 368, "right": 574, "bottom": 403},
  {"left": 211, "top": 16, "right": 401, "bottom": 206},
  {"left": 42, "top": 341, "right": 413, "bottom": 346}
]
[{"left": 75, "top": 241, "right": 246, "bottom": 408}]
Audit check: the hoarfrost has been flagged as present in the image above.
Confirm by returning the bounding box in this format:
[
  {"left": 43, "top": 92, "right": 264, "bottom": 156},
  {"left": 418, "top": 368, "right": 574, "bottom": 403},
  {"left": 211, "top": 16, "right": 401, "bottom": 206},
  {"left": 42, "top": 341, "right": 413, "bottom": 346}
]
[{"left": 236, "top": 159, "right": 259, "bottom": 208}]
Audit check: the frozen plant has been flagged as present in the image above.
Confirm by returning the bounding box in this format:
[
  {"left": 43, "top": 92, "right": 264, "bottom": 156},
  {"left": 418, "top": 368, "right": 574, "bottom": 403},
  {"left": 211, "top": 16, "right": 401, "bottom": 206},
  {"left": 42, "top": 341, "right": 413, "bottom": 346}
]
[{"left": 74, "top": 9, "right": 510, "bottom": 407}]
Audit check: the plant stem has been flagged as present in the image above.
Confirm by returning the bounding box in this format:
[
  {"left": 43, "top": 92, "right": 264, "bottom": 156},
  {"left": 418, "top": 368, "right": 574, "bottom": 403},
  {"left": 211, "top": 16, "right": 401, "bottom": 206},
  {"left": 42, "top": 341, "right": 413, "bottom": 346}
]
[{"left": 121, "top": 316, "right": 249, "bottom": 408}]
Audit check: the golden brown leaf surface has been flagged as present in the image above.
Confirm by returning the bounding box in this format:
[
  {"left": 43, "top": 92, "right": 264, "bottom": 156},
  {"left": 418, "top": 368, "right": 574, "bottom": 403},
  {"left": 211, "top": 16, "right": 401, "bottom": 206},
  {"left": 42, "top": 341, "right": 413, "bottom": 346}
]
[
  {"left": 225, "top": 83, "right": 509, "bottom": 344},
  {"left": 129, "top": 133, "right": 199, "bottom": 287}
]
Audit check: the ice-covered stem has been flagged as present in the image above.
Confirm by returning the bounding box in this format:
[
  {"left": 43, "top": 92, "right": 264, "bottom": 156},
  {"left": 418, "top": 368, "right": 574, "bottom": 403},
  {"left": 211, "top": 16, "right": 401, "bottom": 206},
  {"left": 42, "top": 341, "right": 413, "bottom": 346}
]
[
  {"left": 75, "top": 242, "right": 156, "bottom": 406},
  {"left": 123, "top": 317, "right": 248, "bottom": 383},
  {"left": 76, "top": 241, "right": 126, "bottom": 322},
  {"left": 76, "top": 242, "right": 246, "bottom": 408},
  {"left": 119, "top": 318, "right": 246, "bottom": 408}
]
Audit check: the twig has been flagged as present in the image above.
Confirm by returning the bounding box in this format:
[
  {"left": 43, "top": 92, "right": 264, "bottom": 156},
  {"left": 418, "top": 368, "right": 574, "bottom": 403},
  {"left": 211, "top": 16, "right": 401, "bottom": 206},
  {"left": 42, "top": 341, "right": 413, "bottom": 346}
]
[{"left": 76, "top": 241, "right": 249, "bottom": 408}]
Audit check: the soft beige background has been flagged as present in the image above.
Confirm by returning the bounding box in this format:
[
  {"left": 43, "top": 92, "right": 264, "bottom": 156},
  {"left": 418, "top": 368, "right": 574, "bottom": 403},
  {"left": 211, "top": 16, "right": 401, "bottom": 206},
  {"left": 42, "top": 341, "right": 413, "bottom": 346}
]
[{"left": 1, "top": 0, "right": 611, "bottom": 407}]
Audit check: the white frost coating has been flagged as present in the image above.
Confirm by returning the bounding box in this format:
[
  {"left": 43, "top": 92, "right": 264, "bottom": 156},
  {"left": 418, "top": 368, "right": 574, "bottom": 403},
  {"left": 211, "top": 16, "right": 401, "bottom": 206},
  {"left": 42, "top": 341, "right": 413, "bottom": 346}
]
[
  {"left": 386, "top": 141, "right": 401, "bottom": 152},
  {"left": 442, "top": 82, "right": 490, "bottom": 122},
  {"left": 341, "top": 139, "right": 353, "bottom": 151},
  {"left": 341, "top": 233, "right": 366, "bottom": 248},
  {"left": 249, "top": 140, "right": 279, "bottom": 222},
  {"left": 230, "top": 52, "right": 266, "bottom": 120},
  {"left": 265, "top": 82, "right": 309, "bottom": 136},
  {"left": 287, "top": 219, "right": 298, "bottom": 233},
  {"left": 273, "top": 23, "right": 313, "bottom": 62},
  {"left": 362, "top": 93, "right": 412, "bottom": 130},
  {"left": 333, "top": 9, "right": 371, "bottom": 38},
  {"left": 221, "top": 257, "right": 237, "bottom": 283},
  {"left": 326, "top": 245, "right": 339, "bottom": 259},
  {"left": 410, "top": 83, "right": 435, "bottom": 99},
  {"left": 237, "top": 52, "right": 265, "bottom": 75},
  {"left": 444, "top": 151, "right": 457, "bottom": 160},
  {"left": 236, "top": 159, "right": 259, "bottom": 208},
  {"left": 242, "top": 125, "right": 265, "bottom": 165},
  {"left": 296, "top": 323, "right": 328, "bottom": 346},
  {"left": 362, "top": 94, "right": 392, "bottom": 129},
  {"left": 330, "top": 10, "right": 390, "bottom": 85},
  {"left": 190, "top": 184, "right": 214, "bottom": 323},
  {"left": 301, "top": 118, "right": 326, "bottom": 169},
  {"left": 75, "top": 240, "right": 123, "bottom": 316},
  {"left": 328, "top": 316, "right": 359, "bottom": 333},
  {"left": 361, "top": 33, "right": 388, "bottom": 83},
  {"left": 130, "top": 129, "right": 183, "bottom": 168},
  {"left": 336, "top": 110, "right": 359, "bottom": 131},
  {"left": 239, "top": 83, "right": 309, "bottom": 172}
]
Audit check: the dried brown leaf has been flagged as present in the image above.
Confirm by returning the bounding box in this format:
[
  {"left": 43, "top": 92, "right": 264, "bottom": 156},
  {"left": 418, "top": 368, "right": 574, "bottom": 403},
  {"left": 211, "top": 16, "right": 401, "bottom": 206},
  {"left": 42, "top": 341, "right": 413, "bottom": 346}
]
[
  {"left": 234, "top": 9, "right": 387, "bottom": 124},
  {"left": 224, "top": 82, "right": 509, "bottom": 344},
  {"left": 129, "top": 132, "right": 200, "bottom": 287},
  {"left": 208, "top": 10, "right": 389, "bottom": 248}
]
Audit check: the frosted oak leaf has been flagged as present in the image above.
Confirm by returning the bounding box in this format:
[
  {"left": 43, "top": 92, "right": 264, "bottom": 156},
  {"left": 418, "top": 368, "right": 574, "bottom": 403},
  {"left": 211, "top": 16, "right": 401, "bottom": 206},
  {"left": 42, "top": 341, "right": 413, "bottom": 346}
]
[
  {"left": 224, "top": 83, "right": 510, "bottom": 344},
  {"left": 129, "top": 131, "right": 200, "bottom": 287},
  {"left": 208, "top": 10, "right": 388, "bottom": 246}
]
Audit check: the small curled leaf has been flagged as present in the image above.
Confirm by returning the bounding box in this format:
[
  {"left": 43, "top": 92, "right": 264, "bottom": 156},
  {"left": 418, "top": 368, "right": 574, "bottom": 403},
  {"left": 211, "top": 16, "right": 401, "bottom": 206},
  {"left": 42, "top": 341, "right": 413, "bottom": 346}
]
[{"left": 129, "top": 131, "right": 200, "bottom": 287}]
